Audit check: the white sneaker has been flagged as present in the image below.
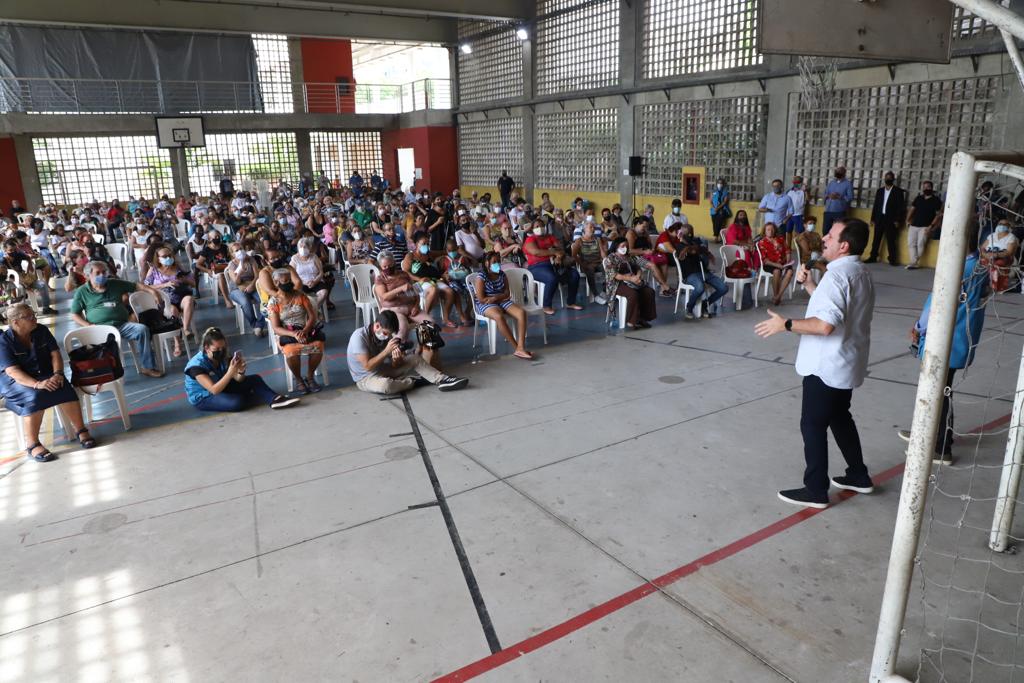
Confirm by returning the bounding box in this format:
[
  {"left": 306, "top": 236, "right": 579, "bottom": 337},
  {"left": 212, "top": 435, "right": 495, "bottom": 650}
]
[
  {"left": 897, "top": 429, "right": 911, "bottom": 442},
  {"left": 595, "top": 296, "right": 607, "bottom": 305},
  {"left": 254, "top": 327, "right": 265, "bottom": 338}
]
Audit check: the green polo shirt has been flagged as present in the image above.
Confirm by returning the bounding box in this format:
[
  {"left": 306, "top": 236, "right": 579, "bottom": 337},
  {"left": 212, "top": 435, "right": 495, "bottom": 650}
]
[{"left": 70, "top": 279, "right": 137, "bottom": 326}]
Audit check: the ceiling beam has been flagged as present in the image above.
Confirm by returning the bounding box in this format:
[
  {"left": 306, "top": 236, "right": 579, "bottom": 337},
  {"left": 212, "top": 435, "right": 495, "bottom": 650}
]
[
  {"left": 205, "top": 0, "right": 531, "bottom": 21},
  {"left": 0, "top": 0, "right": 463, "bottom": 43}
]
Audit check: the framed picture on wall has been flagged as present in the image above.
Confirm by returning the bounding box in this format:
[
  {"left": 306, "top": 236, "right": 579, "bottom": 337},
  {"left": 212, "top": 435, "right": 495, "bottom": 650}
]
[{"left": 683, "top": 173, "right": 701, "bottom": 204}]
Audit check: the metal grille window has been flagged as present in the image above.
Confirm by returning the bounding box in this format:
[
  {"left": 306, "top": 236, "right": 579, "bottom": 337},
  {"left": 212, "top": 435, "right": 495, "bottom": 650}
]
[
  {"left": 637, "top": 96, "right": 768, "bottom": 201},
  {"left": 310, "top": 131, "right": 383, "bottom": 184},
  {"left": 789, "top": 77, "right": 1003, "bottom": 209},
  {"left": 536, "top": 0, "right": 619, "bottom": 95},
  {"left": 952, "top": 1, "right": 1009, "bottom": 40},
  {"left": 252, "top": 33, "right": 294, "bottom": 114},
  {"left": 185, "top": 132, "right": 300, "bottom": 197},
  {"left": 642, "top": 0, "right": 762, "bottom": 80},
  {"left": 458, "top": 118, "right": 525, "bottom": 187},
  {"left": 536, "top": 108, "right": 618, "bottom": 192},
  {"left": 31, "top": 136, "right": 173, "bottom": 206},
  {"left": 457, "top": 21, "right": 524, "bottom": 105}
]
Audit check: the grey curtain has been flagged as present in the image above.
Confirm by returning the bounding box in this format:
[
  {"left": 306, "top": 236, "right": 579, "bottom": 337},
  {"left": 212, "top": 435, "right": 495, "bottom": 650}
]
[{"left": 0, "top": 25, "right": 264, "bottom": 113}]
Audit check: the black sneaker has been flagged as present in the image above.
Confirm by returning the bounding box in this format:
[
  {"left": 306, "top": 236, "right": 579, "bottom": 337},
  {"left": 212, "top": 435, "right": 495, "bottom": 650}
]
[
  {"left": 40, "top": 307, "right": 58, "bottom": 315},
  {"left": 831, "top": 476, "right": 874, "bottom": 494},
  {"left": 777, "top": 487, "right": 829, "bottom": 509},
  {"left": 412, "top": 377, "right": 432, "bottom": 388},
  {"left": 270, "top": 395, "right": 300, "bottom": 409},
  {"left": 437, "top": 376, "right": 469, "bottom": 392}
]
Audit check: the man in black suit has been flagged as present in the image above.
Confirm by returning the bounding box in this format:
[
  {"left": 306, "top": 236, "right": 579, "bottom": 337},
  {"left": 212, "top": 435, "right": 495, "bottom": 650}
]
[{"left": 866, "top": 171, "right": 906, "bottom": 265}]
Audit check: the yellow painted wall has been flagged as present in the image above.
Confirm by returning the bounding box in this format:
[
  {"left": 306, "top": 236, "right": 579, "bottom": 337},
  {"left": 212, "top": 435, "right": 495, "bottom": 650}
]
[{"left": 533, "top": 189, "right": 621, "bottom": 213}]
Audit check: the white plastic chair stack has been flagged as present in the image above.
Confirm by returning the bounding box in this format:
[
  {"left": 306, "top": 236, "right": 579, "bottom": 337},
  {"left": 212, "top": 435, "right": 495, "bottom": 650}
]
[
  {"left": 128, "top": 291, "right": 188, "bottom": 374},
  {"left": 347, "top": 264, "right": 380, "bottom": 327},
  {"left": 503, "top": 266, "right": 548, "bottom": 345},
  {"left": 63, "top": 325, "right": 131, "bottom": 431},
  {"left": 718, "top": 245, "right": 759, "bottom": 311}
]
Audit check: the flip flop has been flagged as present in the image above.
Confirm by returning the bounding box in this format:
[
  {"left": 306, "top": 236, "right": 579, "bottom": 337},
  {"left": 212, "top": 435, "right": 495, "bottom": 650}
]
[
  {"left": 443, "top": 320, "right": 459, "bottom": 329},
  {"left": 513, "top": 350, "right": 534, "bottom": 360}
]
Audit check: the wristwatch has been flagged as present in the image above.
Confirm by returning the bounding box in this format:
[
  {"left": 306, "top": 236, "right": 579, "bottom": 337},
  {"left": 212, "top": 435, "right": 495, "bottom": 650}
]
[{"left": 785, "top": 318, "right": 793, "bottom": 332}]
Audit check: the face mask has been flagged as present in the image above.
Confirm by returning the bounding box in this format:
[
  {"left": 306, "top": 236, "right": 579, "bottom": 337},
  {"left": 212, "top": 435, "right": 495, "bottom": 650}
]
[
  {"left": 418, "top": 244, "right": 429, "bottom": 254},
  {"left": 586, "top": 215, "right": 594, "bottom": 223},
  {"left": 448, "top": 251, "right": 458, "bottom": 259},
  {"left": 93, "top": 274, "right": 108, "bottom": 287},
  {"left": 374, "top": 330, "right": 390, "bottom": 341},
  {"left": 997, "top": 224, "right": 1010, "bottom": 233},
  {"left": 298, "top": 247, "right": 310, "bottom": 257},
  {"left": 489, "top": 263, "right": 501, "bottom": 274},
  {"left": 806, "top": 223, "right": 816, "bottom": 232},
  {"left": 159, "top": 256, "right": 175, "bottom": 266},
  {"left": 235, "top": 251, "right": 245, "bottom": 261},
  {"left": 352, "top": 231, "right": 361, "bottom": 240},
  {"left": 278, "top": 281, "right": 295, "bottom": 293},
  {"left": 532, "top": 227, "right": 543, "bottom": 236},
  {"left": 210, "top": 349, "right": 226, "bottom": 365},
  {"left": 490, "top": 217, "right": 497, "bottom": 225},
  {"left": 884, "top": 178, "right": 894, "bottom": 186},
  {"left": 717, "top": 184, "right": 724, "bottom": 190},
  {"left": 773, "top": 187, "right": 783, "bottom": 195},
  {"left": 378, "top": 210, "right": 386, "bottom": 216},
  {"left": 617, "top": 246, "right": 628, "bottom": 255},
  {"left": 923, "top": 189, "right": 933, "bottom": 196},
  {"left": 672, "top": 207, "right": 680, "bottom": 215},
  {"left": 270, "top": 257, "right": 287, "bottom": 268}
]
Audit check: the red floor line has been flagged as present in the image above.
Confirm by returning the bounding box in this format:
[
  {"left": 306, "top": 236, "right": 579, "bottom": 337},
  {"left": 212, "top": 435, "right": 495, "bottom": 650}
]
[{"left": 434, "top": 461, "right": 909, "bottom": 682}]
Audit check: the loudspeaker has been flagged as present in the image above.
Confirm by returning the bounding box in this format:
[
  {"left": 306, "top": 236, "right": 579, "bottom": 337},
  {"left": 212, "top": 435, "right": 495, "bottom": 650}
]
[{"left": 628, "top": 156, "right": 644, "bottom": 177}]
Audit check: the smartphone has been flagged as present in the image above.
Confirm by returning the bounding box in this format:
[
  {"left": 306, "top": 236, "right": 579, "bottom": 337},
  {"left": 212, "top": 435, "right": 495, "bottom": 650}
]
[{"left": 232, "top": 351, "right": 242, "bottom": 363}]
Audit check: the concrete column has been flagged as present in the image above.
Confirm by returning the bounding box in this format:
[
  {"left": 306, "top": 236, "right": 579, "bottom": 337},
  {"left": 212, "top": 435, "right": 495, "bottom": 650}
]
[
  {"left": 295, "top": 129, "right": 313, "bottom": 181},
  {"left": 761, "top": 62, "right": 791, "bottom": 192},
  {"left": 617, "top": 0, "right": 639, "bottom": 212},
  {"left": 522, "top": 25, "right": 536, "bottom": 203},
  {"left": 13, "top": 135, "right": 42, "bottom": 209},
  {"left": 288, "top": 37, "right": 306, "bottom": 113},
  {"left": 169, "top": 147, "right": 190, "bottom": 198}
]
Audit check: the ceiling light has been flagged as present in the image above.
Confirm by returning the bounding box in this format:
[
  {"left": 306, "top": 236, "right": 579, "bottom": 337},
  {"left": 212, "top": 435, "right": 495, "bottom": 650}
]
[
  {"left": 460, "top": 43, "right": 472, "bottom": 55},
  {"left": 515, "top": 27, "right": 529, "bottom": 40}
]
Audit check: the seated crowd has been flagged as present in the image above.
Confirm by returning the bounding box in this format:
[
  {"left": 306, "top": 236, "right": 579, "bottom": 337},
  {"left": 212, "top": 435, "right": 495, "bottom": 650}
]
[{"left": 2, "top": 178, "right": 837, "bottom": 461}]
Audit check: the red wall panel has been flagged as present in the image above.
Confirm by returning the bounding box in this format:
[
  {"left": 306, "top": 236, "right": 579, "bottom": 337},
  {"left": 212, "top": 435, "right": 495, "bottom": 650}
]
[
  {"left": 381, "top": 126, "right": 458, "bottom": 194},
  {"left": 0, "top": 138, "right": 26, "bottom": 213},
  {"left": 299, "top": 38, "right": 355, "bottom": 114}
]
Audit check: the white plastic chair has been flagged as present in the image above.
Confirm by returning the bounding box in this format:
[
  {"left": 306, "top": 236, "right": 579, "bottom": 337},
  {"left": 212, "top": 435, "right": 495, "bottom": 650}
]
[
  {"left": 17, "top": 213, "right": 33, "bottom": 224},
  {"left": 503, "top": 266, "right": 548, "bottom": 345},
  {"left": 176, "top": 219, "right": 191, "bottom": 240},
  {"left": 792, "top": 242, "right": 821, "bottom": 289},
  {"left": 153, "top": 288, "right": 199, "bottom": 341},
  {"left": 63, "top": 326, "right": 131, "bottom": 431},
  {"left": 2, "top": 398, "right": 68, "bottom": 451},
  {"left": 719, "top": 245, "right": 759, "bottom": 311},
  {"left": 105, "top": 243, "right": 130, "bottom": 274},
  {"left": 265, "top": 310, "right": 330, "bottom": 393},
  {"left": 347, "top": 264, "right": 380, "bottom": 327},
  {"left": 466, "top": 273, "right": 500, "bottom": 355},
  {"left": 670, "top": 252, "right": 696, "bottom": 315},
  {"left": 756, "top": 241, "right": 796, "bottom": 303},
  {"left": 128, "top": 291, "right": 188, "bottom": 374}
]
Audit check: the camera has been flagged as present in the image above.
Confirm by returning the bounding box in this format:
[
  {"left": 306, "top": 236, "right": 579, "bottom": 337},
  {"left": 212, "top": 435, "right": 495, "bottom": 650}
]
[{"left": 398, "top": 340, "right": 415, "bottom": 353}]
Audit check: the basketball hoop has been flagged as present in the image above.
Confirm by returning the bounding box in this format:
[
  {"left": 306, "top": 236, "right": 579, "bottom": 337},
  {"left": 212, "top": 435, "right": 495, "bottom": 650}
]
[{"left": 797, "top": 56, "right": 839, "bottom": 111}]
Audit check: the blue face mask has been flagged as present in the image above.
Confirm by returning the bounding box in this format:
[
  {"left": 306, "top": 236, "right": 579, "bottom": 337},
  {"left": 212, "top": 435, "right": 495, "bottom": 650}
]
[
  {"left": 448, "top": 251, "right": 458, "bottom": 259},
  {"left": 418, "top": 244, "right": 429, "bottom": 255},
  {"left": 489, "top": 263, "right": 501, "bottom": 274},
  {"left": 159, "top": 256, "right": 175, "bottom": 266},
  {"left": 93, "top": 274, "right": 108, "bottom": 287}
]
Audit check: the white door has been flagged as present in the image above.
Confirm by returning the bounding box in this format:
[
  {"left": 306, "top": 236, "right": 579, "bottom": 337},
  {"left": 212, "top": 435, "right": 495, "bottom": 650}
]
[{"left": 397, "top": 148, "right": 415, "bottom": 191}]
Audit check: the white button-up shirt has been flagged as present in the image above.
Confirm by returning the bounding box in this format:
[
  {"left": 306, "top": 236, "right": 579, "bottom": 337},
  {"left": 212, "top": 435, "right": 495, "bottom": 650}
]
[{"left": 795, "top": 255, "right": 875, "bottom": 390}]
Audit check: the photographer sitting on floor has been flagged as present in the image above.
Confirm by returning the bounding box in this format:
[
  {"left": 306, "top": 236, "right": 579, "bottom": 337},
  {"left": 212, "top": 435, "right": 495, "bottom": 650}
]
[{"left": 347, "top": 309, "right": 468, "bottom": 395}]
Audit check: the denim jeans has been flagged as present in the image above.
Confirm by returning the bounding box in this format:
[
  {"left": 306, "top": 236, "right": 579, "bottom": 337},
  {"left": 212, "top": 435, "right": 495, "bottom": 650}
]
[
  {"left": 683, "top": 272, "right": 727, "bottom": 312},
  {"left": 195, "top": 375, "right": 279, "bottom": 412},
  {"left": 529, "top": 262, "right": 579, "bottom": 308},
  {"left": 116, "top": 321, "right": 156, "bottom": 370},
  {"left": 228, "top": 288, "right": 266, "bottom": 330}
]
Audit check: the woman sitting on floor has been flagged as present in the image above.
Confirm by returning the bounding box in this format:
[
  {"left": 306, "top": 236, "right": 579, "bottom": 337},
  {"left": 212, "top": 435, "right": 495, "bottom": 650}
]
[
  {"left": 143, "top": 244, "right": 197, "bottom": 354},
  {"left": 473, "top": 251, "right": 533, "bottom": 360},
  {"left": 758, "top": 222, "right": 794, "bottom": 306},
  {"left": 184, "top": 326, "right": 299, "bottom": 412},
  {"left": 0, "top": 303, "right": 96, "bottom": 461},
  {"left": 267, "top": 268, "right": 326, "bottom": 394},
  {"left": 603, "top": 237, "right": 657, "bottom": 330}
]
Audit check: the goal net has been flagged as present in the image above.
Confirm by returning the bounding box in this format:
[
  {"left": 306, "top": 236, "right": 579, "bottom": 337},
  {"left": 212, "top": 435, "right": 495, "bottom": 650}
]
[{"left": 871, "top": 152, "right": 1024, "bottom": 683}]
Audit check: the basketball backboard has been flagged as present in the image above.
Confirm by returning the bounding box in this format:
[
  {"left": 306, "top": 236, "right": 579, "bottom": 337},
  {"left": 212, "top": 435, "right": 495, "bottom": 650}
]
[
  {"left": 155, "top": 116, "right": 206, "bottom": 148},
  {"left": 758, "top": 0, "right": 954, "bottom": 64}
]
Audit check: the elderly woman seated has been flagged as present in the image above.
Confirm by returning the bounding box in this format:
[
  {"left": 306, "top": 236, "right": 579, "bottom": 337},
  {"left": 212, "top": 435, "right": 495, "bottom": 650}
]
[
  {"left": 0, "top": 303, "right": 96, "bottom": 461},
  {"left": 758, "top": 222, "right": 794, "bottom": 306},
  {"left": 373, "top": 250, "right": 436, "bottom": 349},
  {"left": 474, "top": 251, "right": 533, "bottom": 359},
  {"left": 184, "top": 326, "right": 299, "bottom": 412},
  {"left": 144, "top": 244, "right": 197, "bottom": 353},
  {"left": 603, "top": 237, "right": 657, "bottom": 329},
  {"left": 267, "top": 268, "right": 326, "bottom": 394},
  {"left": 290, "top": 236, "right": 334, "bottom": 313},
  {"left": 226, "top": 240, "right": 268, "bottom": 337}
]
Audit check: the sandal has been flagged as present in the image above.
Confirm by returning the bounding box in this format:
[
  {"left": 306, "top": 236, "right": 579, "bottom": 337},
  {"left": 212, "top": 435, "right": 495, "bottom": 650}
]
[
  {"left": 26, "top": 442, "right": 57, "bottom": 462},
  {"left": 443, "top": 320, "right": 458, "bottom": 329},
  {"left": 294, "top": 378, "right": 311, "bottom": 395},
  {"left": 567, "top": 304, "right": 584, "bottom": 311},
  {"left": 76, "top": 428, "right": 97, "bottom": 449},
  {"left": 513, "top": 349, "right": 534, "bottom": 360}
]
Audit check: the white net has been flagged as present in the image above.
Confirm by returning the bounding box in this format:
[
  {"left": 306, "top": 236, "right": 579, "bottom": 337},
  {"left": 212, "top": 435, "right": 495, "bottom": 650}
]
[
  {"left": 797, "top": 56, "right": 838, "bottom": 111},
  {"left": 914, "top": 174, "right": 1024, "bottom": 682}
]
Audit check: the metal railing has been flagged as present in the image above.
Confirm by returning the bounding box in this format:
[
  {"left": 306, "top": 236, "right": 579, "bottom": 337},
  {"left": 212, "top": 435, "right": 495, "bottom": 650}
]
[{"left": 0, "top": 77, "right": 451, "bottom": 115}]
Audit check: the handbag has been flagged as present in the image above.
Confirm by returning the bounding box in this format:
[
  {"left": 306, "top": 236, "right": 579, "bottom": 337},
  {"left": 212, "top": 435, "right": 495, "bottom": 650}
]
[
  {"left": 415, "top": 320, "right": 446, "bottom": 349},
  {"left": 69, "top": 333, "right": 124, "bottom": 390},
  {"left": 726, "top": 261, "right": 752, "bottom": 279},
  {"left": 137, "top": 308, "right": 183, "bottom": 335}
]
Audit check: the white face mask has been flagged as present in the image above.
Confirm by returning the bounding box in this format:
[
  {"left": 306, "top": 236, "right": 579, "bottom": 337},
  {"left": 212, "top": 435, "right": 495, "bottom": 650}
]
[
  {"left": 617, "top": 246, "right": 628, "bottom": 255},
  {"left": 585, "top": 215, "right": 594, "bottom": 223},
  {"left": 997, "top": 224, "right": 1010, "bottom": 233},
  {"left": 806, "top": 224, "right": 816, "bottom": 232},
  {"left": 235, "top": 251, "right": 245, "bottom": 260},
  {"left": 374, "top": 330, "right": 389, "bottom": 341},
  {"left": 532, "top": 227, "right": 543, "bottom": 236},
  {"left": 298, "top": 247, "right": 310, "bottom": 257},
  {"left": 352, "top": 231, "right": 361, "bottom": 240}
]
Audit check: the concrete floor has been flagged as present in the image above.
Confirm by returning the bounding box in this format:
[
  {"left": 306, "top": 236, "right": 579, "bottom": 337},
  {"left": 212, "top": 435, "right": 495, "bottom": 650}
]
[{"left": 1, "top": 263, "right": 1022, "bottom": 682}]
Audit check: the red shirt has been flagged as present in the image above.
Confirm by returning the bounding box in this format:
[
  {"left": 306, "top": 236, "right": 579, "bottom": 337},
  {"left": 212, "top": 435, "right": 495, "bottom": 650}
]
[
  {"left": 525, "top": 234, "right": 557, "bottom": 267},
  {"left": 759, "top": 235, "right": 789, "bottom": 265},
  {"left": 725, "top": 223, "right": 751, "bottom": 245},
  {"left": 655, "top": 231, "right": 679, "bottom": 253}
]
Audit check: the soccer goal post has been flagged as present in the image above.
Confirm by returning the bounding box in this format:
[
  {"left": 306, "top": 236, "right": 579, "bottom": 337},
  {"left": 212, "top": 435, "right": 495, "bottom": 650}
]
[{"left": 869, "top": 151, "right": 1024, "bottom": 683}]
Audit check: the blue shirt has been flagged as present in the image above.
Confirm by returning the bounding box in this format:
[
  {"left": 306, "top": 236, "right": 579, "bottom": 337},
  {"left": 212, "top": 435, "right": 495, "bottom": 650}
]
[
  {"left": 824, "top": 178, "right": 854, "bottom": 213},
  {"left": 183, "top": 351, "right": 227, "bottom": 405},
  {"left": 758, "top": 192, "right": 793, "bottom": 226},
  {"left": 0, "top": 326, "right": 59, "bottom": 392},
  {"left": 916, "top": 253, "right": 988, "bottom": 369},
  {"left": 710, "top": 187, "right": 730, "bottom": 216}
]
